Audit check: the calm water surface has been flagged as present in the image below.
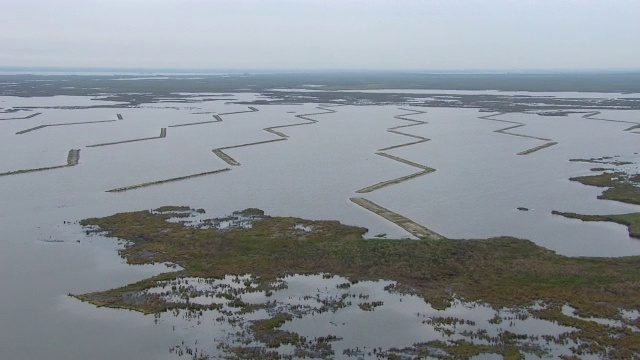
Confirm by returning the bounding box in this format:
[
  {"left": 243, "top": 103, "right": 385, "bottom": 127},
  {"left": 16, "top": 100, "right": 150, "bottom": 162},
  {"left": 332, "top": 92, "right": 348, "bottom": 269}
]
[{"left": 1, "top": 94, "right": 638, "bottom": 358}]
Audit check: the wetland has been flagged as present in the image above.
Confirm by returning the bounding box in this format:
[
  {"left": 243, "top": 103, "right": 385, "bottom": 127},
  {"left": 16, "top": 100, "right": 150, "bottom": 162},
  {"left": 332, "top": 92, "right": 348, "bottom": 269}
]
[
  {"left": 77, "top": 203, "right": 640, "bottom": 358},
  {"left": 1, "top": 72, "right": 640, "bottom": 359}
]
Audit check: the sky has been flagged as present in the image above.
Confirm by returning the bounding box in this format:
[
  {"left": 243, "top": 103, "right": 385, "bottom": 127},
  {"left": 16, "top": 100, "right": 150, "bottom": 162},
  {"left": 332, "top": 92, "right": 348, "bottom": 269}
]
[{"left": 1, "top": 0, "right": 639, "bottom": 71}]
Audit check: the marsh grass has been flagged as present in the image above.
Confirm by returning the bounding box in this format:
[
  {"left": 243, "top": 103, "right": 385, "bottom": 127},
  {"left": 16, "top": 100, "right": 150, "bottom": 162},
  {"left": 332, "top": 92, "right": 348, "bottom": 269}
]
[
  {"left": 77, "top": 205, "right": 640, "bottom": 358},
  {"left": 570, "top": 171, "right": 640, "bottom": 205},
  {"left": 552, "top": 211, "right": 640, "bottom": 239}
]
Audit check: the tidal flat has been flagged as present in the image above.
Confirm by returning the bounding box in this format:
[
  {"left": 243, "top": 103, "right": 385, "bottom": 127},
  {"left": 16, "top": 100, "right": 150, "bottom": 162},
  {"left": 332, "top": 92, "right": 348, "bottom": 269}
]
[{"left": 1, "top": 73, "right": 640, "bottom": 359}]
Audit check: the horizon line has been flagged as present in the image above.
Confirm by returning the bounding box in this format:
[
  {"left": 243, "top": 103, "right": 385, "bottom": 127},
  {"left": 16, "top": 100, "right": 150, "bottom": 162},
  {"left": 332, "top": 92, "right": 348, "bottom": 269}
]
[{"left": 1, "top": 66, "right": 640, "bottom": 75}]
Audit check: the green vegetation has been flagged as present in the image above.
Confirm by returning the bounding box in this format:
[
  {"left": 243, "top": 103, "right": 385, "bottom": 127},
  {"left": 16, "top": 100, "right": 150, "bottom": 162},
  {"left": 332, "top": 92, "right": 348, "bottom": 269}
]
[
  {"left": 570, "top": 171, "right": 640, "bottom": 205},
  {"left": 383, "top": 340, "right": 513, "bottom": 360},
  {"left": 250, "top": 313, "right": 300, "bottom": 348},
  {"left": 555, "top": 157, "right": 640, "bottom": 242},
  {"left": 76, "top": 203, "right": 640, "bottom": 358},
  {"left": 154, "top": 205, "right": 191, "bottom": 212},
  {"left": 552, "top": 211, "right": 640, "bottom": 238},
  {"left": 71, "top": 154, "right": 640, "bottom": 358},
  {"left": 358, "top": 301, "right": 384, "bottom": 311},
  {"left": 4, "top": 73, "right": 640, "bottom": 112}
]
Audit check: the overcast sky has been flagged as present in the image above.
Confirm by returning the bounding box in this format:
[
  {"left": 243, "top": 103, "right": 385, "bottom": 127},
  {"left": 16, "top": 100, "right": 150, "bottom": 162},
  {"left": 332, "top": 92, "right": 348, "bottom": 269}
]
[{"left": 1, "top": 0, "right": 639, "bottom": 71}]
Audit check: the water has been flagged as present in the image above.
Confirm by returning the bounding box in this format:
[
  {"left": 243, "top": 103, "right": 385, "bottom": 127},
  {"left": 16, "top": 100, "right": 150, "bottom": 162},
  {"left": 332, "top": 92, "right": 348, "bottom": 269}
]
[
  {"left": 1, "top": 93, "right": 639, "bottom": 358},
  {"left": 127, "top": 274, "right": 582, "bottom": 358}
]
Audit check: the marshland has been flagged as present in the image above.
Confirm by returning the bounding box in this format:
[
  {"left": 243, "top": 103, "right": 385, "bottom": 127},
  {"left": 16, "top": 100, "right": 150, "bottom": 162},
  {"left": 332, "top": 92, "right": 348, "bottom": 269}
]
[{"left": 1, "top": 73, "right": 640, "bottom": 359}]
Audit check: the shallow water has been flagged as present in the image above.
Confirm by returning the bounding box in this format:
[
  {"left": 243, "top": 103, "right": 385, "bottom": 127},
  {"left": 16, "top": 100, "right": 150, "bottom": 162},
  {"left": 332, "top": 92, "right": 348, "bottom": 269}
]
[
  {"left": 136, "top": 274, "right": 583, "bottom": 358},
  {"left": 1, "top": 93, "right": 639, "bottom": 358}
]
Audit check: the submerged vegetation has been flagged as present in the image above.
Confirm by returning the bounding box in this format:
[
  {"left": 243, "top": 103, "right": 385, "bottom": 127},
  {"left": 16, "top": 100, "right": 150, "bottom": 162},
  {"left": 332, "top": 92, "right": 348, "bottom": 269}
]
[
  {"left": 76, "top": 198, "right": 640, "bottom": 358},
  {"left": 73, "top": 153, "right": 640, "bottom": 358},
  {"left": 4, "top": 73, "right": 640, "bottom": 358}
]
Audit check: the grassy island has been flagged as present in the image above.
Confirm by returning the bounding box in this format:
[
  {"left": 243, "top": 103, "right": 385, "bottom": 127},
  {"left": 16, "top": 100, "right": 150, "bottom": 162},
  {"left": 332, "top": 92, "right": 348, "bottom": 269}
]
[{"left": 76, "top": 203, "right": 640, "bottom": 358}]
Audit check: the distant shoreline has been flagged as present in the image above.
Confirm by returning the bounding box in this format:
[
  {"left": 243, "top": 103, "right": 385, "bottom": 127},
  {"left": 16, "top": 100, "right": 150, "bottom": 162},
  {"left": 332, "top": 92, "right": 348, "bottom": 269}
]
[
  {"left": 3, "top": 72, "right": 640, "bottom": 96},
  {"left": 1, "top": 66, "right": 640, "bottom": 75}
]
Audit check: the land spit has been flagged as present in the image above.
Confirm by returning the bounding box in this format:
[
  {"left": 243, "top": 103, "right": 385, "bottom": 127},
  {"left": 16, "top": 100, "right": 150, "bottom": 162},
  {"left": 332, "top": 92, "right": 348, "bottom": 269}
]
[
  {"left": 549, "top": 157, "right": 640, "bottom": 243},
  {"left": 211, "top": 106, "right": 336, "bottom": 167},
  {"left": 355, "top": 108, "right": 436, "bottom": 194},
  {"left": 581, "top": 111, "right": 640, "bottom": 131},
  {"left": 567, "top": 167, "right": 640, "bottom": 205},
  {"left": 212, "top": 106, "right": 440, "bottom": 238},
  {"left": 168, "top": 114, "right": 222, "bottom": 128},
  {"left": 211, "top": 149, "right": 240, "bottom": 166},
  {"left": 356, "top": 153, "right": 435, "bottom": 193},
  {"left": 212, "top": 138, "right": 287, "bottom": 166},
  {"left": 86, "top": 127, "right": 166, "bottom": 147},
  {"left": 15, "top": 119, "right": 116, "bottom": 134},
  {"left": 218, "top": 106, "right": 259, "bottom": 116},
  {"left": 0, "top": 149, "right": 80, "bottom": 177},
  {"left": 378, "top": 108, "right": 430, "bottom": 151},
  {"left": 517, "top": 141, "right": 559, "bottom": 155},
  {"left": 101, "top": 107, "right": 263, "bottom": 190},
  {"left": 208, "top": 105, "right": 443, "bottom": 243},
  {"left": 169, "top": 106, "right": 258, "bottom": 128},
  {"left": 477, "top": 112, "right": 558, "bottom": 155},
  {"left": 350, "top": 197, "right": 444, "bottom": 239},
  {"left": 0, "top": 112, "right": 41, "bottom": 121},
  {"left": 106, "top": 168, "right": 231, "bottom": 192},
  {"left": 552, "top": 210, "right": 640, "bottom": 239}
]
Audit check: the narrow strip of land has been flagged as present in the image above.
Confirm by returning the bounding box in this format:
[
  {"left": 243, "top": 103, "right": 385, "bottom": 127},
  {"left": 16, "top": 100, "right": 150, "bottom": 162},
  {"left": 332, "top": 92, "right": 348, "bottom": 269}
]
[
  {"left": 581, "top": 111, "right": 640, "bottom": 131},
  {"left": 16, "top": 120, "right": 116, "bottom": 134},
  {"left": 355, "top": 108, "right": 436, "bottom": 193},
  {"left": 378, "top": 108, "right": 431, "bottom": 151},
  {"left": 168, "top": 115, "right": 222, "bottom": 128},
  {"left": 211, "top": 149, "right": 240, "bottom": 166},
  {"left": 104, "top": 107, "right": 261, "bottom": 190},
  {"left": 0, "top": 149, "right": 80, "bottom": 177},
  {"left": 356, "top": 153, "right": 435, "bottom": 193},
  {"left": 86, "top": 128, "right": 166, "bottom": 147},
  {"left": 215, "top": 138, "right": 288, "bottom": 151},
  {"left": 350, "top": 197, "right": 443, "bottom": 239},
  {"left": 478, "top": 112, "right": 557, "bottom": 155},
  {"left": 552, "top": 210, "right": 640, "bottom": 239},
  {"left": 495, "top": 123, "right": 553, "bottom": 142},
  {"left": 212, "top": 139, "right": 287, "bottom": 166},
  {"left": 352, "top": 108, "right": 439, "bottom": 235},
  {"left": 517, "top": 141, "right": 559, "bottom": 155},
  {"left": 211, "top": 106, "right": 335, "bottom": 166},
  {"left": 218, "top": 106, "right": 259, "bottom": 116},
  {"left": 106, "top": 168, "right": 231, "bottom": 192},
  {"left": 0, "top": 112, "right": 42, "bottom": 121},
  {"left": 168, "top": 106, "right": 258, "bottom": 128}
]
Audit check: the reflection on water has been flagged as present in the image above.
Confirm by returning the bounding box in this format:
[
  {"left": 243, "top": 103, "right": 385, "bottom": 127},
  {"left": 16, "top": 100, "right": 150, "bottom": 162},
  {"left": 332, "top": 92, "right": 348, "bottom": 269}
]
[
  {"left": 142, "top": 274, "right": 585, "bottom": 358},
  {"left": 0, "top": 94, "right": 639, "bottom": 358}
]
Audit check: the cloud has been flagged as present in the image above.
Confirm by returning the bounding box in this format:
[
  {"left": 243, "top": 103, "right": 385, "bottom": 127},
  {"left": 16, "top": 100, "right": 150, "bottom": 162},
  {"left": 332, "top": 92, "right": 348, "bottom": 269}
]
[{"left": 1, "top": 0, "right": 639, "bottom": 70}]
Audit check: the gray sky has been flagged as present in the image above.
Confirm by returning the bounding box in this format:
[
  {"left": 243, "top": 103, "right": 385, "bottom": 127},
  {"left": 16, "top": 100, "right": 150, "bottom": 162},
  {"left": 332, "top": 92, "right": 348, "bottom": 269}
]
[{"left": 1, "top": 0, "right": 639, "bottom": 71}]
